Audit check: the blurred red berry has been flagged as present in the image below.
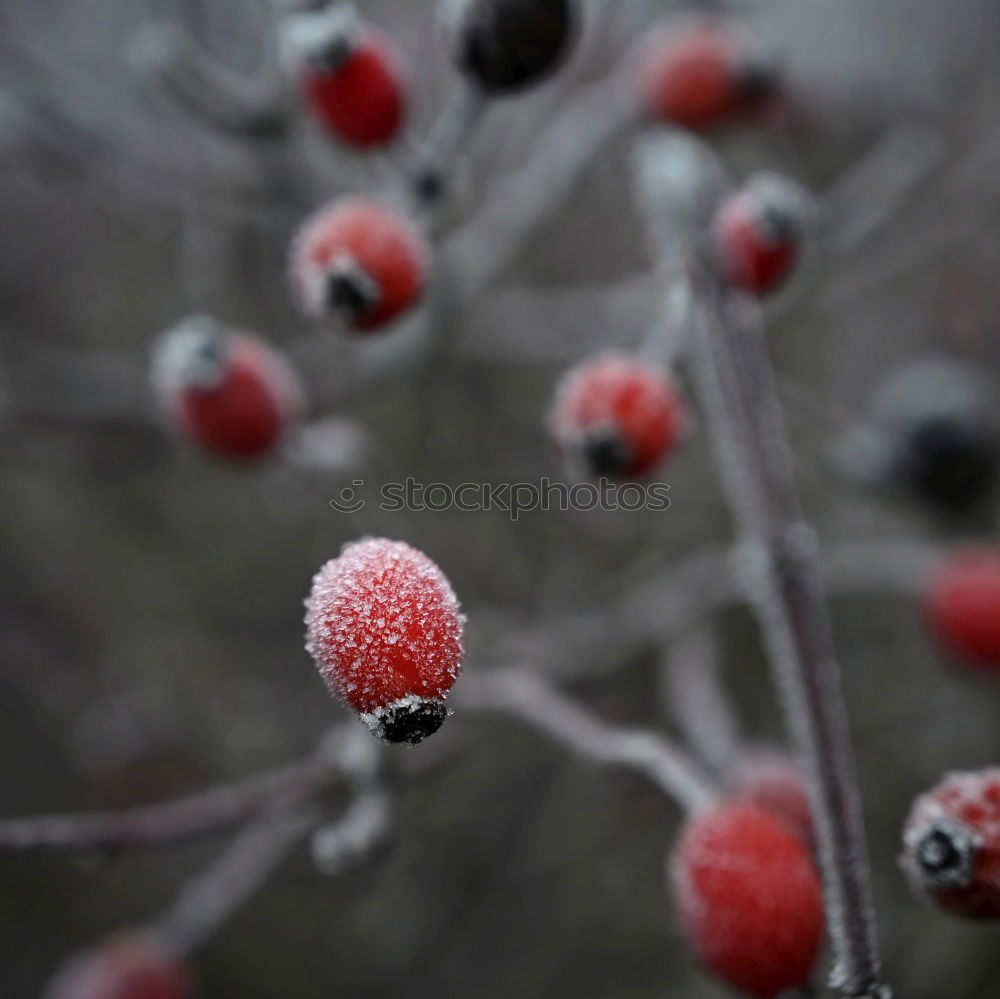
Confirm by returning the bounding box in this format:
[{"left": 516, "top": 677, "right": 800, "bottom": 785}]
[
  {"left": 713, "top": 173, "right": 806, "bottom": 295},
  {"left": 291, "top": 198, "right": 428, "bottom": 331},
  {"left": 285, "top": 2, "right": 407, "bottom": 150},
  {"left": 550, "top": 352, "right": 683, "bottom": 479},
  {"left": 923, "top": 548, "right": 1000, "bottom": 670},
  {"left": 632, "top": 18, "right": 777, "bottom": 131},
  {"left": 902, "top": 768, "right": 1000, "bottom": 919},
  {"left": 671, "top": 802, "right": 824, "bottom": 998},
  {"left": 153, "top": 316, "right": 303, "bottom": 461},
  {"left": 729, "top": 752, "right": 814, "bottom": 847},
  {"left": 44, "top": 933, "right": 193, "bottom": 999},
  {"left": 305, "top": 538, "right": 465, "bottom": 744}
]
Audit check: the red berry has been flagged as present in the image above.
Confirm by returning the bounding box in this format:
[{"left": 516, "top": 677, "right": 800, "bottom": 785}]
[
  {"left": 285, "top": 4, "right": 406, "bottom": 149},
  {"left": 922, "top": 548, "right": 1000, "bottom": 670},
  {"left": 671, "top": 802, "right": 824, "bottom": 998},
  {"left": 549, "top": 352, "right": 684, "bottom": 479},
  {"left": 305, "top": 538, "right": 465, "bottom": 744},
  {"left": 632, "top": 18, "right": 777, "bottom": 131},
  {"left": 902, "top": 768, "right": 1000, "bottom": 919},
  {"left": 44, "top": 933, "right": 193, "bottom": 999},
  {"left": 291, "top": 198, "right": 428, "bottom": 331},
  {"left": 728, "top": 752, "right": 814, "bottom": 847},
  {"left": 713, "top": 174, "right": 806, "bottom": 295},
  {"left": 153, "top": 316, "right": 303, "bottom": 461}
]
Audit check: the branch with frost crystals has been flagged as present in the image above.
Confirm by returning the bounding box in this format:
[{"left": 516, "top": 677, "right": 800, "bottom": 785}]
[
  {"left": 410, "top": 84, "right": 490, "bottom": 213},
  {"left": 457, "top": 670, "right": 716, "bottom": 813},
  {"left": 155, "top": 728, "right": 388, "bottom": 952},
  {"left": 447, "top": 76, "right": 638, "bottom": 298},
  {"left": 155, "top": 806, "right": 321, "bottom": 953},
  {"left": 660, "top": 626, "right": 740, "bottom": 776},
  {"left": 634, "top": 134, "right": 891, "bottom": 999},
  {"left": 127, "top": 19, "right": 288, "bottom": 139},
  {"left": 0, "top": 726, "right": 355, "bottom": 852}
]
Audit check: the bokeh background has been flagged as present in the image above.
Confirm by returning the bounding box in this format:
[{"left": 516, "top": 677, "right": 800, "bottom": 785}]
[{"left": 3, "top": 0, "right": 1000, "bottom": 995}]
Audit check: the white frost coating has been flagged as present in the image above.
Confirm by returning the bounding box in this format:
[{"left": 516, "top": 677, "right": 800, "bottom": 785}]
[
  {"left": 151, "top": 314, "right": 229, "bottom": 395},
  {"left": 288, "top": 199, "right": 428, "bottom": 323},
  {"left": 278, "top": 2, "right": 362, "bottom": 73},
  {"left": 304, "top": 538, "right": 465, "bottom": 714}
]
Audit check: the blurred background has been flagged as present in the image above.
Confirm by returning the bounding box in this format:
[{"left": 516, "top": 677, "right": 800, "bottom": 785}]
[{"left": 3, "top": 0, "right": 1000, "bottom": 995}]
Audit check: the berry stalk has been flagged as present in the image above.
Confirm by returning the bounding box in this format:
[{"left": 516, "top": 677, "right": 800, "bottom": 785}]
[{"left": 635, "top": 136, "right": 890, "bottom": 999}]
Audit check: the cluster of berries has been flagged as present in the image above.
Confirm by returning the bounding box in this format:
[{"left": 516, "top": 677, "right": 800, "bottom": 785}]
[
  {"left": 548, "top": 18, "right": 806, "bottom": 483},
  {"left": 152, "top": 1, "right": 584, "bottom": 461}
]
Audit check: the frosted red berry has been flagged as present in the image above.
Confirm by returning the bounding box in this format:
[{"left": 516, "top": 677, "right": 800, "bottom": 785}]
[
  {"left": 44, "top": 933, "right": 193, "bottom": 999},
  {"left": 713, "top": 174, "right": 806, "bottom": 295},
  {"left": 671, "top": 802, "right": 824, "bottom": 998},
  {"left": 549, "top": 352, "right": 684, "bottom": 479},
  {"left": 728, "top": 752, "right": 814, "bottom": 847},
  {"left": 284, "top": 4, "right": 406, "bottom": 149},
  {"left": 153, "top": 316, "right": 303, "bottom": 461},
  {"left": 291, "top": 198, "right": 428, "bottom": 331},
  {"left": 632, "top": 18, "right": 777, "bottom": 131},
  {"left": 922, "top": 548, "right": 1000, "bottom": 670},
  {"left": 902, "top": 768, "right": 1000, "bottom": 919},
  {"left": 305, "top": 538, "right": 465, "bottom": 744}
]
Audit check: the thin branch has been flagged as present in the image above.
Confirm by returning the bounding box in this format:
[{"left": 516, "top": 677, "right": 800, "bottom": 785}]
[
  {"left": 0, "top": 744, "right": 339, "bottom": 853},
  {"left": 457, "top": 670, "right": 717, "bottom": 813},
  {"left": 411, "top": 84, "right": 490, "bottom": 214},
  {"left": 660, "top": 626, "right": 741, "bottom": 776},
  {"left": 155, "top": 806, "right": 321, "bottom": 953},
  {"left": 447, "top": 75, "right": 637, "bottom": 298},
  {"left": 635, "top": 135, "right": 891, "bottom": 999}
]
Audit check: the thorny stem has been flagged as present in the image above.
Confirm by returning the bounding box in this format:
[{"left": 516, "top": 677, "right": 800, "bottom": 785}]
[
  {"left": 636, "top": 137, "right": 890, "bottom": 999},
  {"left": 457, "top": 669, "right": 717, "bottom": 813}
]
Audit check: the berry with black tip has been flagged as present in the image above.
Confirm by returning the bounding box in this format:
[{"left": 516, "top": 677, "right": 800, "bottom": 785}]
[
  {"left": 922, "top": 548, "right": 1000, "bottom": 671},
  {"left": 670, "top": 802, "right": 824, "bottom": 998},
  {"left": 549, "top": 352, "right": 684, "bottom": 479},
  {"left": 290, "top": 198, "right": 428, "bottom": 331},
  {"left": 902, "top": 768, "right": 1000, "bottom": 919},
  {"left": 152, "top": 316, "right": 303, "bottom": 461},
  {"left": 305, "top": 538, "right": 465, "bottom": 744},
  {"left": 447, "top": 0, "right": 578, "bottom": 94},
  {"left": 713, "top": 173, "right": 807, "bottom": 295},
  {"left": 44, "top": 933, "right": 193, "bottom": 999},
  {"left": 632, "top": 17, "right": 778, "bottom": 131},
  {"left": 283, "top": 4, "right": 407, "bottom": 149}
]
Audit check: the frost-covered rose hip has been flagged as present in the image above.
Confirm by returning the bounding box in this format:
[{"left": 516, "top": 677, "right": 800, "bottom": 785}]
[
  {"left": 632, "top": 17, "right": 778, "bottom": 131},
  {"left": 728, "top": 752, "right": 814, "bottom": 847},
  {"left": 290, "top": 198, "right": 428, "bottom": 331},
  {"left": 922, "top": 548, "right": 1000, "bottom": 670},
  {"left": 713, "top": 173, "right": 808, "bottom": 296},
  {"left": 305, "top": 538, "right": 465, "bottom": 744},
  {"left": 44, "top": 933, "right": 193, "bottom": 999},
  {"left": 446, "top": 0, "right": 578, "bottom": 95},
  {"left": 282, "top": 4, "right": 407, "bottom": 148},
  {"left": 670, "top": 802, "right": 824, "bottom": 998},
  {"left": 153, "top": 316, "right": 303, "bottom": 461},
  {"left": 902, "top": 768, "right": 1000, "bottom": 919},
  {"left": 549, "top": 352, "right": 684, "bottom": 479}
]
